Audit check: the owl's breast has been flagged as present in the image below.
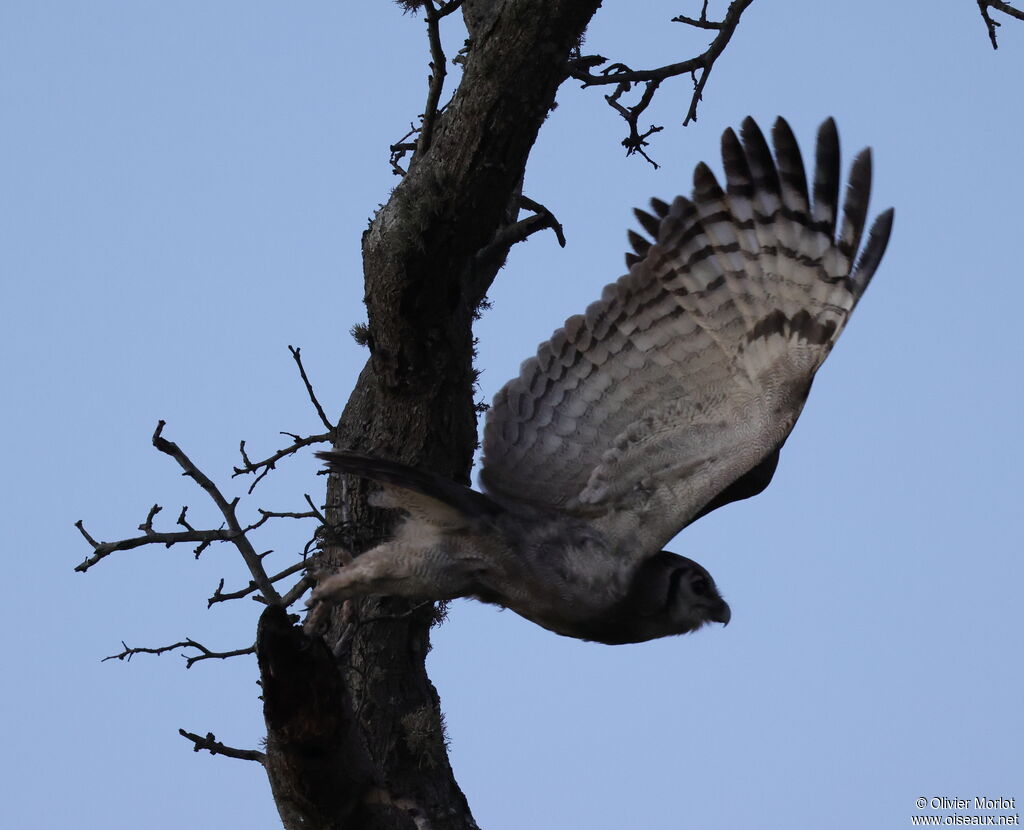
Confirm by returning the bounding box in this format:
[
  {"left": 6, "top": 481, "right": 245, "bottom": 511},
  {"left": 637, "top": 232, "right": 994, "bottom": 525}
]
[{"left": 479, "top": 511, "right": 639, "bottom": 642}]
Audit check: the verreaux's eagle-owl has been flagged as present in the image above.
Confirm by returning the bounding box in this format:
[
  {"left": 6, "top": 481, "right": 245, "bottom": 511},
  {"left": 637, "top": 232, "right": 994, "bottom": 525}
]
[{"left": 307, "top": 117, "right": 893, "bottom": 644}]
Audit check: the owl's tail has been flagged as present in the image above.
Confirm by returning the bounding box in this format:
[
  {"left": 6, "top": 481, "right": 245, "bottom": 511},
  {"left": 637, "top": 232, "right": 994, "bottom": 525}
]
[{"left": 316, "top": 451, "right": 504, "bottom": 521}]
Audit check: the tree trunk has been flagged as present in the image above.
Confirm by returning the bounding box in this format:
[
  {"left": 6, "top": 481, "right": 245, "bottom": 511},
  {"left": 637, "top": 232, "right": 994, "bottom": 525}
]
[{"left": 256, "top": 3, "right": 603, "bottom": 827}]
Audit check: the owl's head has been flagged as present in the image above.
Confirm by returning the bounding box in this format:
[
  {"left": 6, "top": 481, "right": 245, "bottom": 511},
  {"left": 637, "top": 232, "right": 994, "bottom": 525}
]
[{"left": 626, "top": 551, "right": 731, "bottom": 640}]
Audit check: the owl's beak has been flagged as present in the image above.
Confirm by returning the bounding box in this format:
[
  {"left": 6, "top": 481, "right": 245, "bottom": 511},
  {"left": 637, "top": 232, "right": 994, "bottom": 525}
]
[{"left": 711, "top": 600, "right": 731, "bottom": 626}]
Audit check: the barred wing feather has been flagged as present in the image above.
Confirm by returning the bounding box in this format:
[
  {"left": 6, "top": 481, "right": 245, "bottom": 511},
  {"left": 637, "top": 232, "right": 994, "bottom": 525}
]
[{"left": 480, "top": 117, "right": 893, "bottom": 556}]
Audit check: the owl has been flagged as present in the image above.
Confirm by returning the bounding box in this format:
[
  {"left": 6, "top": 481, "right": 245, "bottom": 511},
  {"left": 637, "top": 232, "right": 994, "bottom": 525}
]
[{"left": 307, "top": 117, "right": 893, "bottom": 644}]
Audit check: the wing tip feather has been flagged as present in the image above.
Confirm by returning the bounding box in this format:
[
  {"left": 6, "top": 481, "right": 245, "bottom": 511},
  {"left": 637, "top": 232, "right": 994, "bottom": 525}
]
[{"left": 853, "top": 207, "right": 895, "bottom": 289}]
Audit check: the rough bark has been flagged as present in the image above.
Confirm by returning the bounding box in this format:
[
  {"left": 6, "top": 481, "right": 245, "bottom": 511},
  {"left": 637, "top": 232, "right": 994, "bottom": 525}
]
[{"left": 256, "top": 3, "right": 604, "bottom": 827}]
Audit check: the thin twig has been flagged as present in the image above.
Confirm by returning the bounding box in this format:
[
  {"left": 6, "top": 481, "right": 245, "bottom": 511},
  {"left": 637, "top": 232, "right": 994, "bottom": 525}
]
[
  {"left": 257, "top": 507, "right": 321, "bottom": 523},
  {"left": 389, "top": 124, "right": 419, "bottom": 176},
  {"left": 482, "top": 205, "right": 566, "bottom": 259},
  {"left": 208, "top": 561, "right": 308, "bottom": 607},
  {"left": 176, "top": 506, "right": 195, "bottom": 531},
  {"left": 977, "top": 0, "right": 1024, "bottom": 48},
  {"left": 466, "top": 195, "right": 569, "bottom": 300},
  {"left": 179, "top": 729, "right": 266, "bottom": 765},
  {"left": 415, "top": 0, "right": 452, "bottom": 159},
  {"left": 75, "top": 517, "right": 236, "bottom": 571},
  {"left": 567, "top": 0, "right": 755, "bottom": 161},
  {"left": 150, "top": 421, "right": 282, "bottom": 604},
  {"left": 475, "top": 195, "right": 567, "bottom": 263},
  {"left": 103, "top": 638, "right": 256, "bottom": 669},
  {"left": 304, "top": 493, "right": 327, "bottom": 524},
  {"left": 279, "top": 575, "right": 315, "bottom": 608},
  {"left": 233, "top": 431, "right": 334, "bottom": 494},
  {"left": 518, "top": 196, "right": 567, "bottom": 247},
  {"left": 434, "top": 0, "right": 465, "bottom": 18},
  {"left": 569, "top": 1, "right": 754, "bottom": 87},
  {"left": 673, "top": 15, "right": 722, "bottom": 29},
  {"left": 288, "top": 346, "right": 334, "bottom": 432},
  {"left": 231, "top": 346, "right": 335, "bottom": 492},
  {"left": 604, "top": 76, "right": 664, "bottom": 167}
]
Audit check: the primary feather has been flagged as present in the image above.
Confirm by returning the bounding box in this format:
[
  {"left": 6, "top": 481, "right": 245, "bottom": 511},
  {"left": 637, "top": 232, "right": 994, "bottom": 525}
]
[{"left": 480, "top": 116, "right": 893, "bottom": 556}]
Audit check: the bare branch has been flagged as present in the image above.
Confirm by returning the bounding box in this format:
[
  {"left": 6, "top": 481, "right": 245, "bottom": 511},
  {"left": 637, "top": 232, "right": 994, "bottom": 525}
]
[
  {"left": 304, "top": 493, "right": 327, "bottom": 524},
  {"left": 207, "top": 579, "right": 261, "bottom": 606},
  {"left": 234, "top": 505, "right": 321, "bottom": 538},
  {"left": 176, "top": 505, "right": 195, "bottom": 532},
  {"left": 74, "top": 516, "right": 235, "bottom": 572},
  {"left": 415, "top": 0, "right": 460, "bottom": 159},
  {"left": 146, "top": 421, "right": 282, "bottom": 603},
  {"left": 604, "top": 76, "right": 664, "bottom": 168},
  {"left": 230, "top": 346, "right": 336, "bottom": 492},
  {"left": 481, "top": 197, "right": 567, "bottom": 256},
  {"left": 389, "top": 123, "right": 419, "bottom": 176},
  {"left": 518, "top": 196, "right": 567, "bottom": 247},
  {"left": 257, "top": 507, "right": 321, "bottom": 523},
  {"left": 464, "top": 193, "right": 568, "bottom": 298},
  {"left": 977, "top": 0, "right": 1024, "bottom": 48},
  {"left": 567, "top": 0, "right": 756, "bottom": 159},
  {"left": 279, "top": 574, "right": 315, "bottom": 608},
  {"left": 674, "top": 1, "right": 721, "bottom": 29},
  {"left": 673, "top": 15, "right": 722, "bottom": 30},
  {"left": 393, "top": 2, "right": 466, "bottom": 170},
  {"left": 103, "top": 637, "right": 256, "bottom": 669},
  {"left": 71, "top": 421, "right": 282, "bottom": 607},
  {"left": 288, "top": 346, "right": 334, "bottom": 432},
  {"left": 140, "top": 503, "right": 160, "bottom": 533},
  {"left": 208, "top": 561, "right": 308, "bottom": 607},
  {"left": 435, "top": 0, "right": 465, "bottom": 18},
  {"left": 233, "top": 431, "right": 333, "bottom": 494},
  {"left": 179, "top": 729, "right": 266, "bottom": 765}
]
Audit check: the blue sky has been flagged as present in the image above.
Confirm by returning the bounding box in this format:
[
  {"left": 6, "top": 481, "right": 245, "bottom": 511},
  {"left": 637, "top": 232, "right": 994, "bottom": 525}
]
[{"left": 2, "top": 2, "right": 1022, "bottom": 828}]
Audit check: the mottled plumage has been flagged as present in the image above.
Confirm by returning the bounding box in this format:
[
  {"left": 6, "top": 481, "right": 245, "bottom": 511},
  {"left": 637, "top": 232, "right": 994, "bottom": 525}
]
[{"left": 308, "top": 117, "right": 893, "bottom": 644}]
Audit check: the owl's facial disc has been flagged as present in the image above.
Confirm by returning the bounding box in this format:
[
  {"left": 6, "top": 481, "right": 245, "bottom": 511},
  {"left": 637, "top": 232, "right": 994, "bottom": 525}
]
[
  {"left": 666, "top": 554, "right": 731, "bottom": 628},
  {"left": 687, "top": 571, "right": 730, "bottom": 624}
]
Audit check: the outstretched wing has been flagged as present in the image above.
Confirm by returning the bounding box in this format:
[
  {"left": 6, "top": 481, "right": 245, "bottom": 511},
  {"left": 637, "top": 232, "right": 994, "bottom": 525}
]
[{"left": 480, "top": 117, "right": 893, "bottom": 555}]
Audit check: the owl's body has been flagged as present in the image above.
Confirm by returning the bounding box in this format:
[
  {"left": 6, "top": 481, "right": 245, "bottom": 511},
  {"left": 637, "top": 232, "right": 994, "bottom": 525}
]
[
  {"left": 308, "top": 117, "right": 893, "bottom": 644},
  {"left": 314, "top": 471, "right": 727, "bottom": 644}
]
